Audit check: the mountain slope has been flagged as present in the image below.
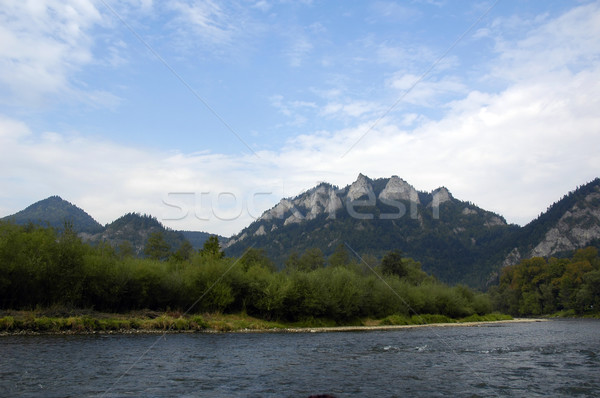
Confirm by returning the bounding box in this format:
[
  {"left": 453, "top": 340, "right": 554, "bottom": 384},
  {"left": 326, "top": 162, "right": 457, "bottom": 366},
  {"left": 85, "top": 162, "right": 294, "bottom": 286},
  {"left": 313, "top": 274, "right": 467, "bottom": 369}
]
[
  {"left": 84, "top": 213, "right": 188, "bottom": 256},
  {"left": 225, "top": 174, "right": 517, "bottom": 286},
  {"left": 1, "top": 195, "right": 103, "bottom": 234},
  {"left": 499, "top": 178, "right": 600, "bottom": 266},
  {"left": 179, "top": 230, "right": 221, "bottom": 250}
]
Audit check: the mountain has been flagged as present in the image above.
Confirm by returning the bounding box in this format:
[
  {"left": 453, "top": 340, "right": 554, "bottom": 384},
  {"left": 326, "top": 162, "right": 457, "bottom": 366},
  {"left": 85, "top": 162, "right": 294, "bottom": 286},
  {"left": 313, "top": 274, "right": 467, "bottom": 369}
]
[
  {"left": 498, "top": 178, "right": 600, "bottom": 268},
  {"left": 1, "top": 196, "right": 220, "bottom": 256},
  {"left": 4, "top": 178, "right": 598, "bottom": 286},
  {"left": 225, "top": 174, "right": 519, "bottom": 286},
  {"left": 1, "top": 195, "right": 103, "bottom": 234},
  {"left": 179, "top": 230, "right": 220, "bottom": 250},
  {"left": 83, "top": 213, "right": 189, "bottom": 256}
]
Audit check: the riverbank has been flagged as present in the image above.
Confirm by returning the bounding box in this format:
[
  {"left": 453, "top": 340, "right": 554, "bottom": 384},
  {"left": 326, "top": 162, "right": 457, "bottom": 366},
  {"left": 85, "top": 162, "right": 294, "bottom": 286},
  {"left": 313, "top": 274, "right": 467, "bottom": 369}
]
[
  {"left": 280, "top": 318, "right": 547, "bottom": 333},
  {"left": 0, "top": 310, "right": 533, "bottom": 335}
]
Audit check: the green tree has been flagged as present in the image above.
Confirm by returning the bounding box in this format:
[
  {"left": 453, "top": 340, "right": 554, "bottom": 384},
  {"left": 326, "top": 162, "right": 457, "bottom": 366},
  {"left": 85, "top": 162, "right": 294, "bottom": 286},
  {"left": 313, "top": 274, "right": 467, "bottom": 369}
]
[
  {"left": 329, "top": 244, "right": 350, "bottom": 268},
  {"left": 381, "top": 250, "right": 406, "bottom": 278},
  {"left": 117, "top": 240, "right": 135, "bottom": 258},
  {"left": 144, "top": 231, "right": 171, "bottom": 261},
  {"left": 284, "top": 251, "right": 300, "bottom": 272},
  {"left": 199, "top": 236, "right": 224, "bottom": 259},
  {"left": 239, "top": 248, "right": 274, "bottom": 271},
  {"left": 172, "top": 240, "right": 194, "bottom": 262},
  {"left": 298, "top": 248, "right": 325, "bottom": 272}
]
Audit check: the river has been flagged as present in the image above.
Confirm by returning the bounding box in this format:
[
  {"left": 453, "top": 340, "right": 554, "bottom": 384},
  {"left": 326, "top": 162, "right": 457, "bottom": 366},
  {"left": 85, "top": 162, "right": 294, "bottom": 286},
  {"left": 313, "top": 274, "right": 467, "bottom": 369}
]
[{"left": 1, "top": 319, "right": 599, "bottom": 397}]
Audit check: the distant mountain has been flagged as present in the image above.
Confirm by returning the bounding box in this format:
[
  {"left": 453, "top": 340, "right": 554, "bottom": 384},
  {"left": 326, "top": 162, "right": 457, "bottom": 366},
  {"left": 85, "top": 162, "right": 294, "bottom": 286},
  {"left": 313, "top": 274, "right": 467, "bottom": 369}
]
[
  {"left": 1, "top": 196, "right": 221, "bottom": 257},
  {"left": 4, "top": 177, "right": 598, "bottom": 287},
  {"left": 179, "top": 230, "right": 220, "bottom": 250},
  {"left": 1, "top": 195, "right": 103, "bottom": 234},
  {"left": 83, "top": 213, "right": 188, "bottom": 256},
  {"left": 225, "top": 174, "right": 519, "bottom": 286}
]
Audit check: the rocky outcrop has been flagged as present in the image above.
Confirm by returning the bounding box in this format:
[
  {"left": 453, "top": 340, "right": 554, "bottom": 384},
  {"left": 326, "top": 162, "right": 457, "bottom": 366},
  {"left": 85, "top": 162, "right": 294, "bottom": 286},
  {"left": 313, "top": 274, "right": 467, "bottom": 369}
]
[
  {"left": 379, "top": 175, "right": 420, "bottom": 203},
  {"left": 431, "top": 187, "right": 452, "bottom": 205},
  {"left": 530, "top": 190, "right": 600, "bottom": 257},
  {"left": 347, "top": 173, "right": 375, "bottom": 202},
  {"left": 254, "top": 225, "right": 266, "bottom": 236}
]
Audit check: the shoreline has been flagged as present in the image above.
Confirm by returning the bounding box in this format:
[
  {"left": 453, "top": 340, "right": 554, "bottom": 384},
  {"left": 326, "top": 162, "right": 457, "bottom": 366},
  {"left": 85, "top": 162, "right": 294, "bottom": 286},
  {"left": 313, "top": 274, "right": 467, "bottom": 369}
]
[
  {"left": 0, "top": 318, "right": 547, "bottom": 337},
  {"left": 276, "top": 318, "right": 547, "bottom": 333}
]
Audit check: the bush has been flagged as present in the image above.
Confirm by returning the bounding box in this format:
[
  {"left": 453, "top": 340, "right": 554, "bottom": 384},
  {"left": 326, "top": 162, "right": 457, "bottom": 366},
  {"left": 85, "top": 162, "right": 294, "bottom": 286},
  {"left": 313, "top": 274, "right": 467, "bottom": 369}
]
[
  {"left": 380, "top": 314, "right": 411, "bottom": 326},
  {"left": 0, "top": 316, "right": 15, "bottom": 331}
]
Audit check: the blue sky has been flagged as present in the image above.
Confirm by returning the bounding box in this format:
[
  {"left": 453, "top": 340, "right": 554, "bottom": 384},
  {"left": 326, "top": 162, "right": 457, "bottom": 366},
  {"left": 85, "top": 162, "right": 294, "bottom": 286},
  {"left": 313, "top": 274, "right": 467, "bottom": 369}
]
[{"left": 1, "top": 0, "right": 599, "bottom": 236}]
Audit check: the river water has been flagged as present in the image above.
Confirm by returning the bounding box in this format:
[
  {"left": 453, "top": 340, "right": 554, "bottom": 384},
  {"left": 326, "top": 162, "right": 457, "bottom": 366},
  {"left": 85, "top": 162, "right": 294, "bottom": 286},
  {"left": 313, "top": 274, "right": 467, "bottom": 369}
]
[{"left": 1, "top": 319, "right": 599, "bottom": 397}]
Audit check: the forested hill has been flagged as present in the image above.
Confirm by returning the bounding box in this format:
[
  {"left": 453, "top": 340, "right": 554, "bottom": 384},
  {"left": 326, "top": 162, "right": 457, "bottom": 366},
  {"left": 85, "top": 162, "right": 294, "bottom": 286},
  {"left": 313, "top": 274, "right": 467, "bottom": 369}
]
[
  {"left": 224, "top": 174, "right": 519, "bottom": 287},
  {"left": 491, "top": 246, "right": 600, "bottom": 316},
  {"left": 1, "top": 195, "right": 103, "bottom": 234},
  {"left": 3, "top": 177, "right": 599, "bottom": 288},
  {"left": 83, "top": 213, "right": 189, "bottom": 257},
  {"left": 2, "top": 197, "right": 219, "bottom": 256},
  {"left": 499, "top": 178, "right": 600, "bottom": 267},
  {"left": 225, "top": 175, "right": 600, "bottom": 288}
]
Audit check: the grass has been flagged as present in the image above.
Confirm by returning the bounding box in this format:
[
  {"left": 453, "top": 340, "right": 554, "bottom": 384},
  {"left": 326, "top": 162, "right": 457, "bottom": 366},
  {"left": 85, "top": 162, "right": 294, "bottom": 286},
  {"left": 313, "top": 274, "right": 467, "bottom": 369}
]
[
  {"left": 377, "top": 312, "right": 513, "bottom": 326},
  {"left": 548, "top": 309, "right": 600, "bottom": 319},
  {"left": 0, "top": 309, "right": 515, "bottom": 334}
]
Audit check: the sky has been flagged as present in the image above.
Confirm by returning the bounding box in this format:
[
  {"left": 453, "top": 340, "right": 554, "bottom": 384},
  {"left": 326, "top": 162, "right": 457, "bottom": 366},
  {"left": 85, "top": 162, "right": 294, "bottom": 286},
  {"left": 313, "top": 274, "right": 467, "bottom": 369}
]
[{"left": 1, "top": 0, "right": 599, "bottom": 237}]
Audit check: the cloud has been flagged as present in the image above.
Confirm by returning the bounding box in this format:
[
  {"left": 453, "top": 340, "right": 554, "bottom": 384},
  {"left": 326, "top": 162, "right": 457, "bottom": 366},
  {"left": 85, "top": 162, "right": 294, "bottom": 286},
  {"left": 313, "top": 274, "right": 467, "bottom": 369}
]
[
  {"left": 368, "top": 2, "right": 421, "bottom": 23},
  {"left": 0, "top": 0, "right": 103, "bottom": 106},
  {"left": 320, "top": 100, "right": 381, "bottom": 119},
  {"left": 489, "top": 2, "right": 600, "bottom": 81},
  {"left": 1, "top": 2, "right": 599, "bottom": 238},
  {"left": 387, "top": 73, "right": 466, "bottom": 106},
  {"left": 169, "top": 0, "right": 238, "bottom": 45},
  {"left": 285, "top": 35, "right": 313, "bottom": 67}
]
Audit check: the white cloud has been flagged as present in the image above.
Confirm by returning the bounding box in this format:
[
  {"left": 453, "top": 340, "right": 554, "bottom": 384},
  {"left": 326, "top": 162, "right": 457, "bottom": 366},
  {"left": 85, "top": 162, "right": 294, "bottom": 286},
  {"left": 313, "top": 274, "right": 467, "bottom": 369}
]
[
  {"left": 320, "top": 100, "right": 380, "bottom": 119},
  {"left": 0, "top": 0, "right": 103, "bottom": 105},
  {"left": 169, "top": 0, "right": 237, "bottom": 45},
  {"left": 1, "top": 2, "right": 599, "bottom": 238},
  {"left": 489, "top": 2, "right": 600, "bottom": 81},
  {"left": 286, "top": 35, "right": 313, "bottom": 67},
  {"left": 387, "top": 73, "right": 466, "bottom": 106}
]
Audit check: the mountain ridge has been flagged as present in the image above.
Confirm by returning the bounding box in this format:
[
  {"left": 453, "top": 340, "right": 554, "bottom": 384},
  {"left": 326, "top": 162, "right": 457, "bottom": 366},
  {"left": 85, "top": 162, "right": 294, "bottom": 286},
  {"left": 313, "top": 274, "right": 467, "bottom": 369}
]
[
  {"left": 2, "top": 176, "right": 599, "bottom": 288},
  {"left": 1, "top": 197, "right": 220, "bottom": 254},
  {"left": 225, "top": 175, "right": 600, "bottom": 287}
]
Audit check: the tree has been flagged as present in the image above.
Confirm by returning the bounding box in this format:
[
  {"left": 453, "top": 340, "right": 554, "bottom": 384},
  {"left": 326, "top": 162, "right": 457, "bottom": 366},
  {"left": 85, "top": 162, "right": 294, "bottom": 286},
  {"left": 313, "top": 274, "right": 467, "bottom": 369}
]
[
  {"left": 144, "top": 231, "right": 171, "bottom": 260},
  {"left": 298, "top": 248, "right": 325, "bottom": 272},
  {"left": 284, "top": 251, "right": 300, "bottom": 272},
  {"left": 239, "top": 248, "right": 274, "bottom": 271},
  {"left": 381, "top": 250, "right": 406, "bottom": 278},
  {"left": 329, "top": 244, "right": 350, "bottom": 268},
  {"left": 199, "top": 236, "right": 224, "bottom": 259},
  {"left": 117, "top": 240, "right": 135, "bottom": 258},
  {"left": 172, "top": 240, "right": 194, "bottom": 262}
]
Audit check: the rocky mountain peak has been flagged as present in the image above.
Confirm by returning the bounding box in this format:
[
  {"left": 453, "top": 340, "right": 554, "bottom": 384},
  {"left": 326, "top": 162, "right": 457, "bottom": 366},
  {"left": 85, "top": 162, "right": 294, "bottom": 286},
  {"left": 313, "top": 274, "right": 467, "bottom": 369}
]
[
  {"left": 431, "top": 186, "right": 452, "bottom": 205},
  {"left": 379, "top": 175, "right": 420, "bottom": 203},
  {"left": 347, "top": 173, "right": 375, "bottom": 201},
  {"left": 299, "top": 183, "right": 343, "bottom": 220}
]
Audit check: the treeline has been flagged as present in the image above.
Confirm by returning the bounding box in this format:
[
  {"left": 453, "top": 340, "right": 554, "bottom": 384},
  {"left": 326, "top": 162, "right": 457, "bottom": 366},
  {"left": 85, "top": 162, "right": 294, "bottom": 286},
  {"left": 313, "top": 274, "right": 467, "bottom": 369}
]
[
  {"left": 490, "top": 247, "right": 600, "bottom": 316},
  {"left": 0, "top": 222, "right": 494, "bottom": 323}
]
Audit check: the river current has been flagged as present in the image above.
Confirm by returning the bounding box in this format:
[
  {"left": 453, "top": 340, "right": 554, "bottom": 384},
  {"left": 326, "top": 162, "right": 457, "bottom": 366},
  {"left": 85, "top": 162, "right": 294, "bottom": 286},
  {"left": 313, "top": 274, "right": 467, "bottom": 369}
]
[{"left": 1, "top": 319, "right": 599, "bottom": 397}]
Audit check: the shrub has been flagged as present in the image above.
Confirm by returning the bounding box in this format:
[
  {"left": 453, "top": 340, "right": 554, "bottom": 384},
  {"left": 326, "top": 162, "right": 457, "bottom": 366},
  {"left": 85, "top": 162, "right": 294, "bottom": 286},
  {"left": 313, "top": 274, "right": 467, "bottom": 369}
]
[
  {"left": 380, "top": 314, "right": 411, "bottom": 326},
  {"left": 0, "top": 316, "right": 15, "bottom": 331}
]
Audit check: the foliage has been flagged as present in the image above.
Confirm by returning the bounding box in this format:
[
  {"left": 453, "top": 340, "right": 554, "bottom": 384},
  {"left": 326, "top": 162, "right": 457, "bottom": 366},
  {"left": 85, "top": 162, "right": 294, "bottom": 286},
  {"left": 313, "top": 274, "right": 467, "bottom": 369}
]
[
  {"left": 0, "top": 222, "right": 500, "bottom": 324},
  {"left": 199, "top": 236, "right": 224, "bottom": 259},
  {"left": 144, "top": 231, "right": 171, "bottom": 260},
  {"left": 490, "top": 247, "right": 600, "bottom": 316},
  {"left": 381, "top": 250, "right": 406, "bottom": 277}
]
